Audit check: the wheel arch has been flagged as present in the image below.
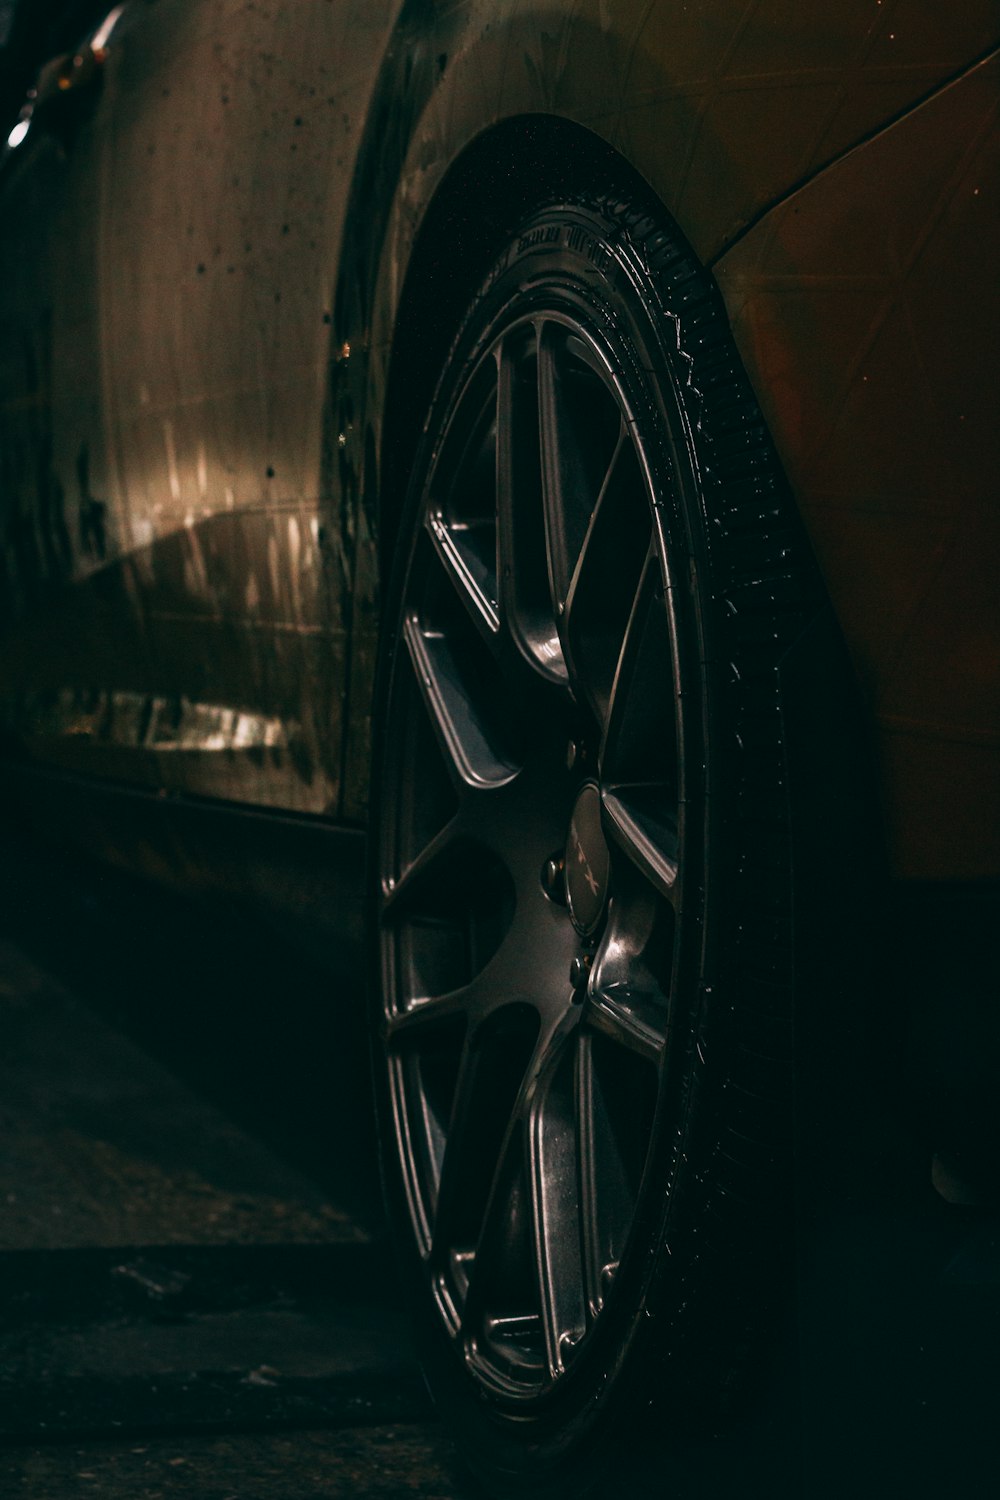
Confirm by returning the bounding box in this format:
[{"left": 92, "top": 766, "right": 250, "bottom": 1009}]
[
  {"left": 370, "top": 106, "right": 887, "bottom": 939},
  {"left": 376, "top": 114, "right": 659, "bottom": 582}
]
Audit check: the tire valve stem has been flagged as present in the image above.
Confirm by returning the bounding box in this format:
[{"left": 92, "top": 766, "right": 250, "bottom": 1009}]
[{"left": 569, "top": 953, "right": 591, "bottom": 997}]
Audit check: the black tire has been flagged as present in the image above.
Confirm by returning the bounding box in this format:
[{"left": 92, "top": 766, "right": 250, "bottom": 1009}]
[{"left": 370, "top": 190, "right": 822, "bottom": 1497}]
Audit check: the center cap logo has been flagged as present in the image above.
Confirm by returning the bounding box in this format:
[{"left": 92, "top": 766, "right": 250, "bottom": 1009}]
[{"left": 565, "top": 782, "right": 611, "bottom": 937}]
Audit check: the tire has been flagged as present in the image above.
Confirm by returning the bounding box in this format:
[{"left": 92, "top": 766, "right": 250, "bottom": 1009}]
[{"left": 370, "top": 190, "right": 822, "bottom": 1497}]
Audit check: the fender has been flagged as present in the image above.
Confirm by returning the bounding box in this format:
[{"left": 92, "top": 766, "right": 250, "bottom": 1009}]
[{"left": 330, "top": 0, "right": 1000, "bottom": 819}]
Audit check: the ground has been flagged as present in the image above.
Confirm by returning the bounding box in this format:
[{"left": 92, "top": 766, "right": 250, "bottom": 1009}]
[{"left": 0, "top": 833, "right": 996, "bottom": 1498}]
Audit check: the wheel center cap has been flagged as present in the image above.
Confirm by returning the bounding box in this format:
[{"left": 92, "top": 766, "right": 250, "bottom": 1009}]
[{"left": 565, "top": 782, "right": 610, "bottom": 937}]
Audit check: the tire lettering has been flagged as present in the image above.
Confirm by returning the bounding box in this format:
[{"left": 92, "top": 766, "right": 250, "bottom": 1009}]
[
  {"left": 565, "top": 225, "right": 610, "bottom": 271},
  {"left": 517, "top": 225, "right": 561, "bottom": 253}
]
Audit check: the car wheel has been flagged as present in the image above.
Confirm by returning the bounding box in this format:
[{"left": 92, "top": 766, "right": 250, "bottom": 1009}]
[{"left": 371, "top": 191, "right": 821, "bottom": 1497}]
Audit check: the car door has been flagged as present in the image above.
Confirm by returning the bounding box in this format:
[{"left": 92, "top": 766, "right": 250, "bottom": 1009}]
[
  {"left": 0, "top": 2, "right": 169, "bottom": 790},
  {"left": 1, "top": 0, "right": 396, "bottom": 817}
]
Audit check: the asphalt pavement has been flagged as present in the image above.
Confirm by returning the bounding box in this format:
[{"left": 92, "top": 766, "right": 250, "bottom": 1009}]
[
  {"left": 0, "top": 833, "right": 997, "bottom": 1498},
  {"left": 0, "top": 838, "right": 475, "bottom": 1498}
]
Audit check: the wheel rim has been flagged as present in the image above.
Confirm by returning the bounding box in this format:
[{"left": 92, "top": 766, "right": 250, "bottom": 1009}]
[{"left": 377, "top": 306, "right": 694, "bottom": 1403}]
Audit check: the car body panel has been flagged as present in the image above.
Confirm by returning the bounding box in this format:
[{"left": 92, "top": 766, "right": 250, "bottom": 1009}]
[
  {"left": 0, "top": 0, "right": 997, "bottom": 875},
  {"left": 715, "top": 48, "right": 1000, "bottom": 878},
  {"left": 1, "top": 0, "right": 398, "bottom": 813}
]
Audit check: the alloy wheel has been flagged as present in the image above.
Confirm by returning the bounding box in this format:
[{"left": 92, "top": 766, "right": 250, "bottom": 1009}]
[{"left": 376, "top": 305, "right": 698, "bottom": 1402}]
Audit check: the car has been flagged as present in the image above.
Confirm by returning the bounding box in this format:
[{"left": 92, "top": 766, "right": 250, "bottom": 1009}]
[{"left": 1, "top": 3, "right": 998, "bottom": 1495}]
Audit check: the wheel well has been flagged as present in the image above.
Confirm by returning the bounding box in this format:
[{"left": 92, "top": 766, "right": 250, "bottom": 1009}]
[{"left": 377, "top": 115, "right": 659, "bottom": 582}]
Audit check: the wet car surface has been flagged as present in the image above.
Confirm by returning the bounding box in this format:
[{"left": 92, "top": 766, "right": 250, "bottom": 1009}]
[{"left": 1, "top": 3, "right": 998, "bottom": 1494}]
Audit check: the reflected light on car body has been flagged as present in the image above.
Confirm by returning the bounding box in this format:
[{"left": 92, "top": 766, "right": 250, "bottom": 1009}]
[{"left": 90, "top": 5, "right": 127, "bottom": 54}]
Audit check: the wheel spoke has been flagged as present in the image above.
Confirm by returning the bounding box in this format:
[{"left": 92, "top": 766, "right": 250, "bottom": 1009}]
[
  {"left": 460, "top": 1132, "right": 547, "bottom": 1384},
  {"left": 562, "top": 421, "right": 628, "bottom": 614},
  {"left": 527, "top": 1056, "right": 588, "bottom": 1375},
  {"left": 426, "top": 510, "right": 500, "bottom": 640},
  {"left": 562, "top": 429, "right": 653, "bottom": 722},
  {"left": 599, "top": 550, "right": 679, "bottom": 791},
  {"left": 381, "top": 647, "right": 461, "bottom": 887},
  {"left": 381, "top": 813, "right": 462, "bottom": 912},
  {"left": 537, "top": 327, "right": 578, "bottom": 611},
  {"left": 429, "top": 1030, "right": 488, "bottom": 1258},
  {"left": 383, "top": 983, "right": 475, "bottom": 1044},
  {"left": 457, "top": 1029, "right": 545, "bottom": 1332},
  {"left": 425, "top": 361, "right": 501, "bottom": 639},
  {"left": 574, "top": 1036, "right": 604, "bottom": 1319},
  {"left": 584, "top": 873, "right": 671, "bottom": 1063},
  {"left": 433, "top": 1016, "right": 545, "bottom": 1273},
  {"left": 402, "top": 614, "right": 522, "bottom": 792},
  {"left": 602, "top": 785, "right": 679, "bottom": 904},
  {"left": 583, "top": 985, "right": 666, "bottom": 1065},
  {"left": 592, "top": 542, "right": 681, "bottom": 904},
  {"left": 575, "top": 1033, "right": 650, "bottom": 1315},
  {"left": 537, "top": 324, "right": 622, "bottom": 614},
  {"left": 495, "top": 334, "right": 567, "bottom": 682}
]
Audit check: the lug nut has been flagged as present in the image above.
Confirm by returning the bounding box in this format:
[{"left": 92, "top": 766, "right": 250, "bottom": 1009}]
[
  {"left": 541, "top": 853, "right": 566, "bottom": 903},
  {"left": 569, "top": 953, "right": 591, "bottom": 995}
]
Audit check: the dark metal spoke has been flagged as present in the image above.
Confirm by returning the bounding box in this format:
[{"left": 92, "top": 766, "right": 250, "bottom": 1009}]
[
  {"left": 457, "top": 1014, "right": 581, "bottom": 1347},
  {"left": 459, "top": 1132, "right": 542, "bottom": 1385},
  {"left": 383, "top": 983, "right": 476, "bottom": 1045},
  {"left": 602, "top": 785, "right": 679, "bottom": 904},
  {"left": 402, "top": 614, "right": 522, "bottom": 792},
  {"left": 599, "top": 549, "right": 679, "bottom": 793},
  {"left": 575, "top": 1021, "right": 660, "bottom": 1320},
  {"left": 494, "top": 338, "right": 519, "bottom": 592},
  {"left": 429, "top": 1033, "right": 485, "bottom": 1258},
  {"left": 527, "top": 1059, "right": 588, "bottom": 1376},
  {"left": 434, "top": 1007, "right": 571, "bottom": 1273},
  {"left": 426, "top": 509, "right": 501, "bottom": 641},
  {"left": 537, "top": 328, "right": 577, "bottom": 611},
  {"left": 591, "top": 541, "right": 682, "bottom": 904},
  {"left": 583, "top": 985, "right": 666, "bottom": 1065},
  {"left": 381, "top": 639, "right": 462, "bottom": 891},
  {"left": 458, "top": 1029, "right": 546, "bottom": 1334},
  {"left": 563, "top": 422, "right": 628, "bottom": 618},
  {"left": 574, "top": 1036, "right": 604, "bottom": 1321},
  {"left": 424, "top": 359, "right": 501, "bottom": 643},
  {"left": 585, "top": 874, "right": 671, "bottom": 1062},
  {"left": 562, "top": 428, "right": 653, "bottom": 722},
  {"left": 381, "top": 813, "right": 463, "bottom": 912},
  {"left": 599, "top": 548, "right": 655, "bottom": 758},
  {"left": 537, "top": 324, "right": 623, "bottom": 617},
  {"left": 496, "top": 335, "right": 566, "bottom": 682}
]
